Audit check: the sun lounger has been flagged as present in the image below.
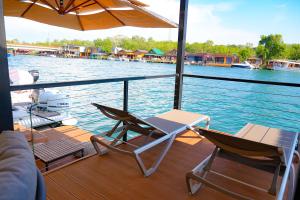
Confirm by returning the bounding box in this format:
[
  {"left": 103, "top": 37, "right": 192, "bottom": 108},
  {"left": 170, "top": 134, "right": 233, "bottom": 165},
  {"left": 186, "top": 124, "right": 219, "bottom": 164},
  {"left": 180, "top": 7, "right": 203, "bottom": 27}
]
[
  {"left": 90, "top": 103, "right": 210, "bottom": 176},
  {"left": 186, "top": 123, "right": 299, "bottom": 200}
]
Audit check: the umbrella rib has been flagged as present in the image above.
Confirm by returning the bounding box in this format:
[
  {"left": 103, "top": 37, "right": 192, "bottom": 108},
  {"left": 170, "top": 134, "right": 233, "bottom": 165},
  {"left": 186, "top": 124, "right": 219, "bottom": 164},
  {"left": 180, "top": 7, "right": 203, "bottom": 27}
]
[
  {"left": 76, "top": 15, "right": 84, "bottom": 31},
  {"left": 39, "top": 0, "right": 58, "bottom": 11},
  {"left": 64, "top": 0, "right": 76, "bottom": 13},
  {"left": 73, "top": 2, "right": 85, "bottom": 31},
  {"left": 66, "top": 0, "right": 91, "bottom": 13},
  {"left": 93, "top": 0, "right": 126, "bottom": 26},
  {"left": 21, "top": 0, "right": 38, "bottom": 17},
  {"left": 54, "top": 0, "right": 59, "bottom": 8}
]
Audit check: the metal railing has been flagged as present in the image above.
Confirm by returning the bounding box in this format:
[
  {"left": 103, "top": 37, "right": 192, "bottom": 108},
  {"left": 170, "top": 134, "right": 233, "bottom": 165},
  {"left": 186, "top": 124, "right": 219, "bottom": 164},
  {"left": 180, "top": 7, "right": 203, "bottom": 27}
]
[
  {"left": 11, "top": 74, "right": 176, "bottom": 172},
  {"left": 182, "top": 73, "right": 300, "bottom": 200},
  {"left": 10, "top": 72, "right": 300, "bottom": 198},
  {"left": 182, "top": 73, "right": 300, "bottom": 133},
  {"left": 11, "top": 73, "right": 176, "bottom": 137}
]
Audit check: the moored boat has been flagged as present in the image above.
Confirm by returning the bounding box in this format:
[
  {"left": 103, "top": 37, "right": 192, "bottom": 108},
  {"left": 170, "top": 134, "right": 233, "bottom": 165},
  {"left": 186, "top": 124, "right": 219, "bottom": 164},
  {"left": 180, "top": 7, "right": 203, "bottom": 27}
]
[
  {"left": 9, "top": 69, "right": 77, "bottom": 128},
  {"left": 268, "top": 60, "right": 300, "bottom": 71},
  {"left": 231, "top": 61, "right": 257, "bottom": 69}
]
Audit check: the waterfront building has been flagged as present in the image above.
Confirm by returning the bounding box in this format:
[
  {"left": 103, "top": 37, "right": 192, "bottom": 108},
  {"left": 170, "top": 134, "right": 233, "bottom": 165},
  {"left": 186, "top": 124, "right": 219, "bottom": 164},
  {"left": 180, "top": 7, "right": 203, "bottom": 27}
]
[
  {"left": 144, "top": 48, "right": 164, "bottom": 61},
  {"left": 133, "top": 49, "right": 148, "bottom": 60},
  {"left": 186, "top": 53, "right": 238, "bottom": 66},
  {"left": 85, "top": 47, "right": 106, "bottom": 59},
  {"left": 116, "top": 49, "right": 134, "bottom": 60},
  {"left": 186, "top": 53, "right": 211, "bottom": 65},
  {"left": 60, "top": 45, "right": 86, "bottom": 58},
  {"left": 165, "top": 49, "right": 188, "bottom": 63},
  {"left": 206, "top": 54, "right": 239, "bottom": 67}
]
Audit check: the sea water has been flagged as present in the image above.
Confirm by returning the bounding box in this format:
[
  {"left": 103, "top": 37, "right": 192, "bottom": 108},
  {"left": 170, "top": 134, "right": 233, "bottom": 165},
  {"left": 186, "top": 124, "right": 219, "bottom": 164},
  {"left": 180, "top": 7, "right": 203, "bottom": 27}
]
[{"left": 8, "top": 55, "right": 300, "bottom": 136}]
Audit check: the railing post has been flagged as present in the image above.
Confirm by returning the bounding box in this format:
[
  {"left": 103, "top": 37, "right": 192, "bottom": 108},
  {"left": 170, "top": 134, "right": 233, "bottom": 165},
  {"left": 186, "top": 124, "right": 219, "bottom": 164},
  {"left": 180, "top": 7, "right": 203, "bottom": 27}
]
[
  {"left": 0, "top": 0, "right": 14, "bottom": 132},
  {"left": 123, "top": 80, "right": 129, "bottom": 142},
  {"left": 174, "top": 0, "right": 189, "bottom": 110}
]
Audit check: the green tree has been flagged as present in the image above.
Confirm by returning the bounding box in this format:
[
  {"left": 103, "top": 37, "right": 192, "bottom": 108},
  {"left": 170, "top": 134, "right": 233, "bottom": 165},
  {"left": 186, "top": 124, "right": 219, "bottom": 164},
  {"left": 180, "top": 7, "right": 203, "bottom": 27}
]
[
  {"left": 256, "top": 45, "right": 267, "bottom": 62},
  {"left": 257, "top": 34, "right": 286, "bottom": 61},
  {"left": 287, "top": 44, "right": 300, "bottom": 60},
  {"left": 94, "top": 38, "right": 113, "bottom": 53},
  {"left": 238, "top": 48, "right": 254, "bottom": 62}
]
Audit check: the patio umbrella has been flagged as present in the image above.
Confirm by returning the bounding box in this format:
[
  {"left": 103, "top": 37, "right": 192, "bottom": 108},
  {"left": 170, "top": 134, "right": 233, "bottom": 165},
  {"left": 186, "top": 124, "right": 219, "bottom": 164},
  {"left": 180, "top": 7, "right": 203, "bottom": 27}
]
[{"left": 4, "top": 0, "right": 177, "bottom": 30}]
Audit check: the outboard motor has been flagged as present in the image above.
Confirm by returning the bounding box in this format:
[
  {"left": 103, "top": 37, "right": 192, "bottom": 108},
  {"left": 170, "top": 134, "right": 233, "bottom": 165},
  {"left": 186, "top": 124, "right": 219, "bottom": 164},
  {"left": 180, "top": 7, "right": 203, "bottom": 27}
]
[
  {"left": 28, "top": 70, "right": 39, "bottom": 83},
  {"left": 38, "top": 90, "right": 71, "bottom": 112},
  {"left": 28, "top": 70, "right": 40, "bottom": 102}
]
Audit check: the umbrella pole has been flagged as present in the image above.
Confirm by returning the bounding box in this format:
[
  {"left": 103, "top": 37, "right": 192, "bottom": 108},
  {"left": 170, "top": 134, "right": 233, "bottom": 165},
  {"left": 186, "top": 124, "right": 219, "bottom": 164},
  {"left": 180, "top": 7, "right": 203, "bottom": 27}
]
[
  {"left": 0, "top": 0, "right": 14, "bottom": 132},
  {"left": 174, "top": 0, "right": 189, "bottom": 110}
]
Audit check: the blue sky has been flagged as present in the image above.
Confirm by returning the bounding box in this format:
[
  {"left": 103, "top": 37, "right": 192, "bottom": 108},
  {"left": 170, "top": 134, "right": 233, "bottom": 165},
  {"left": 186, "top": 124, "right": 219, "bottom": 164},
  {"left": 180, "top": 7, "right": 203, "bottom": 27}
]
[
  {"left": 189, "top": 0, "right": 300, "bottom": 43},
  {"left": 4, "top": 0, "right": 300, "bottom": 45}
]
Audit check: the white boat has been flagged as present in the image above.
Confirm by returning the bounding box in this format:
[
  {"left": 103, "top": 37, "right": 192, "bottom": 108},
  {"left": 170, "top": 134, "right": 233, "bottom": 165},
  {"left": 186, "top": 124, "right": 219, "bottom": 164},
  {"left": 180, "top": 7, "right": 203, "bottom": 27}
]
[
  {"left": 269, "top": 60, "right": 300, "bottom": 71},
  {"left": 231, "top": 61, "right": 257, "bottom": 69},
  {"left": 10, "top": 69, "right": 77, "bottom": 128},
  {"left": 107, "top": 56, "right": 115, "bottom": 61}
]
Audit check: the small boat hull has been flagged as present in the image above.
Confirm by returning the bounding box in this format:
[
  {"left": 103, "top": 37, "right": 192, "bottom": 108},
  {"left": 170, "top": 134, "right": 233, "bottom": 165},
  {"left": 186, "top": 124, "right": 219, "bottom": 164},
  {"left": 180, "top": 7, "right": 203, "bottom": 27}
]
[
  {"left": 231, "top": 61, "right": 257, "bottom": 69},
  {"left": 231, "top": 64, "right": 252, "bottom": 69}
]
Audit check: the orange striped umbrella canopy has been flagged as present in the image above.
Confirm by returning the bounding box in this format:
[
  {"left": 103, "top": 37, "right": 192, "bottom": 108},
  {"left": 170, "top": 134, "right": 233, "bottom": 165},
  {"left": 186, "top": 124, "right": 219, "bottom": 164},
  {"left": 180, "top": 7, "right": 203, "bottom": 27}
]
[{"left": 4, "top": 0, "right": 177, "bottom": 30}]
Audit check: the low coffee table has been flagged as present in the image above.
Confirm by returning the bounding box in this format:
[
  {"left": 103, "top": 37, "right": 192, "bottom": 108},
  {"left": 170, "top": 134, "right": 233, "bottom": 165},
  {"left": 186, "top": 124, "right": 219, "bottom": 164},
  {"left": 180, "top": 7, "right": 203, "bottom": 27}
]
[{"left": 34, "top": 139, "right": 84, "bottom": 171}]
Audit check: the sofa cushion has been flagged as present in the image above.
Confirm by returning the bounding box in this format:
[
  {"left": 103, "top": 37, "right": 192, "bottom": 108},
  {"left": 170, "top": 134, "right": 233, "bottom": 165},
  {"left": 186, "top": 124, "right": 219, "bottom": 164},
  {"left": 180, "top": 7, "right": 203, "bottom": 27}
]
[{"left": 0, "top": 131, "right": 37, "bottom": 200}]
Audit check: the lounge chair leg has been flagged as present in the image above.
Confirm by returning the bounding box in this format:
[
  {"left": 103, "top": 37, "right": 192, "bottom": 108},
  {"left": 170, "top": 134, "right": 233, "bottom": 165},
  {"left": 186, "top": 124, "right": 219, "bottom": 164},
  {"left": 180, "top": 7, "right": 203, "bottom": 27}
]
[
  {"left": 45, "top": 162, "right": 49, "bottom": 171},
  {"left": 204, "top": 147, "right": 218, "bottom": 171},
  {"left": 286, "top": 164, "right": 296, "bottom": 200},
  {"left": 107, "top": 120, "right": 122, "bottom": 137},
  {"left": 268, "top": 162, "right": 281, "bottom": 195},
  {"left": 134, "top": 134, "right": 176, "bottom": 177},
  {"left": 186, "top": 171, "right": 251, "bottom": 200},
  {"left": 187, "top": 148, "right": 219, "bottom": 194},
  {"left": 110, "top": 127, "right": 128, "bottom": 146},
  {"left": 90, "top": 136, "right": 109, "bottom": 155}
]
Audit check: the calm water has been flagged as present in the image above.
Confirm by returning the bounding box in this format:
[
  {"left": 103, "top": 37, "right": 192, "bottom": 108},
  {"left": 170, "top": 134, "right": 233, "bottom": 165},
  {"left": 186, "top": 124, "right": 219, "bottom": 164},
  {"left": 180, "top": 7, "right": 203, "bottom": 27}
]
[{"left": 8, "top": 55, "right": 300, "bottom": 135}]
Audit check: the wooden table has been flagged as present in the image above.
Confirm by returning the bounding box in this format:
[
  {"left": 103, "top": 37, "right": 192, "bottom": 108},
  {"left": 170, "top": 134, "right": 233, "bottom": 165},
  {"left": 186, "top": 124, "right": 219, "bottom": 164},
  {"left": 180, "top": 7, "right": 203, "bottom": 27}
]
[{"left": 34, "top": 139, "right": 85, "bottom": 171}]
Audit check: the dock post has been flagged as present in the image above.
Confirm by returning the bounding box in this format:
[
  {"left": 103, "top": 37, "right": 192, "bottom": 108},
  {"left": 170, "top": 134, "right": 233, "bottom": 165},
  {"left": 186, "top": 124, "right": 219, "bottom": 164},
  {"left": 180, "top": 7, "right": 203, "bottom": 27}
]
[
  {"left": 0, "top": 0, "right": 14, "bottom": 132},
  {"left": 174, "top": 0, "right": 189, "bottom": 110}
]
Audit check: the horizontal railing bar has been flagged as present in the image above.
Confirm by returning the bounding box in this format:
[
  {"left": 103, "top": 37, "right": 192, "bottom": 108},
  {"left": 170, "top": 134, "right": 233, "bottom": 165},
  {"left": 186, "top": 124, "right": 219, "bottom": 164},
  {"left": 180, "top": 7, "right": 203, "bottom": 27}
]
[
  {"left": 183, "top": 74, "right": 300, "bottom": 87},
  {"left": 183, "top": 83, "right": 300, "bottom": 98},
  {"left": 183, "top": 97, "right": 300, "bottom": 123},
  {"left": 186, "top": 107, "right": 299, "bottom": 131},
  {"left": 10, "top": 74, "right": 176, "bottom": 91},
  {"left": 182, "top": 88, "right": 300, "bottom": 109}
]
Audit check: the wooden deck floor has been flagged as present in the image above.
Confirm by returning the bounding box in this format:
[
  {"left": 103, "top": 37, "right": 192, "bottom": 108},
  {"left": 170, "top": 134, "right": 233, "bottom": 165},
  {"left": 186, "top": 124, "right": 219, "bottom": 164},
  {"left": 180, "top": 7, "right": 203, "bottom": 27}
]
[{"left": 44, "top": 130, "right": 297, "bottom": 200}]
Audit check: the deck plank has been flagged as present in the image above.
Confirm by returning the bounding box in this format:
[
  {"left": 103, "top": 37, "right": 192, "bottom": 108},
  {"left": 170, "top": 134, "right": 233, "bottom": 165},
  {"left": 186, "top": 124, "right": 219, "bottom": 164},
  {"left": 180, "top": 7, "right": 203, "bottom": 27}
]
[
  {"left": 49, "top": 170, "right": 107, "bottom": 200},
  {"left": 45, "top": 177, "right": 79, "bottom": 200},
  {"left": 44, "top": 130, "right": 294, "bottom": 200}
]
